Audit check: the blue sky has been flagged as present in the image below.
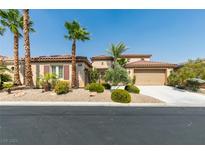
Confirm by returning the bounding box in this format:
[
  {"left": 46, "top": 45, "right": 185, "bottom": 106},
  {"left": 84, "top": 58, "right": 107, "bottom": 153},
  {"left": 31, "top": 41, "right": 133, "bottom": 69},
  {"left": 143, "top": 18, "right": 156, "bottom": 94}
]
[{"left": 0, "top": 9, "right": 205, "bottom": 63}]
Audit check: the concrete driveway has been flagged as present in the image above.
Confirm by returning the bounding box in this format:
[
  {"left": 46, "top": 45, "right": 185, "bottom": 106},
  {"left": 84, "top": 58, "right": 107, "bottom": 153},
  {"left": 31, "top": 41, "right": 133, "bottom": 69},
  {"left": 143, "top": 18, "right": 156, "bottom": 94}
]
[{"left": 139, "top": 86, "right": 205, "bottom": 106}]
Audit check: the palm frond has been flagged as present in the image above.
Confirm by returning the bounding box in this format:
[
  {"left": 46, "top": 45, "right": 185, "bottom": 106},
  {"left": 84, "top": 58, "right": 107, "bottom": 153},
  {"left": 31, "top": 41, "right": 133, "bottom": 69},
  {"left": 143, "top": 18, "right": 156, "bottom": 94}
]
[
  {"left": 0, "top": 9, "right": 23, "bottom": 35},
  {"left": 107, "top": 42, "right": 128, "bottom": 59},
  {"left": 0, "top": 26, "right": 5, "bottom": 36},
  {"left": 64, "top": 20, "right": 90, "bottom": 41},
  {"left": 64, "top": 35, "right": 70, "bottom": 40}
]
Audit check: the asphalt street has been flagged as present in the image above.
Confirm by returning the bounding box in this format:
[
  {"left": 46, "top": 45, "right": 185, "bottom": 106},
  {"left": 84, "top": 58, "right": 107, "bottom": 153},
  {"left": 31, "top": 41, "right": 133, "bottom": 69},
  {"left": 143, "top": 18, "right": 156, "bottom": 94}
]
[{"left": 1, "top": 106, "right": 205, "bottom": 144}]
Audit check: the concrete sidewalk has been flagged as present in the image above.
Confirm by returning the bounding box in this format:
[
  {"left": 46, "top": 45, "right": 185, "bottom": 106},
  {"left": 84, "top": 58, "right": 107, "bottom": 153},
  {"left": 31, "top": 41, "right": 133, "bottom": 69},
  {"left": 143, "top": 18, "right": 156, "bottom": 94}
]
[{"left": 1, "top": 100, "right": 205, "bottom": 107}]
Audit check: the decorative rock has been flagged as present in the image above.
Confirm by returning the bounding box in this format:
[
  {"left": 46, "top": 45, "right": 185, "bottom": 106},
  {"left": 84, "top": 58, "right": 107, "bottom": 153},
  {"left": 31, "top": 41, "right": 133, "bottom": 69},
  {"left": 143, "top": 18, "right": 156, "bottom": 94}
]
[
  {"left": 14, "top": 92, "right": 26, "bottom": 97},
  {"left": 50, "top": 93, "right": 56, "bottom": 96},
  {"left": 111, "top": 86, "right": 125, "bottom": 91},
  {"left": 89, "top": 92, "right": 97, "bottom": 97}
]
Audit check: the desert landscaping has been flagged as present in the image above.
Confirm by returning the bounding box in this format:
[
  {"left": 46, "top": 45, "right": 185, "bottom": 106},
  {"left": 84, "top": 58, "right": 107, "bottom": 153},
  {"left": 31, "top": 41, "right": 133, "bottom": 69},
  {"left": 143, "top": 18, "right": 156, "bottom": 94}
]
[{"left": 0, "top": 88, "right": 163, "bottom": 103}]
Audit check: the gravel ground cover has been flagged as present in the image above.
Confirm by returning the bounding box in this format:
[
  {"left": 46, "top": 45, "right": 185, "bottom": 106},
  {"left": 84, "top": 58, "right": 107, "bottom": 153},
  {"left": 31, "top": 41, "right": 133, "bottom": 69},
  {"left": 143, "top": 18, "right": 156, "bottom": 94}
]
[{"left": 0, "top": 89, "right": 163, "bottom": 103}]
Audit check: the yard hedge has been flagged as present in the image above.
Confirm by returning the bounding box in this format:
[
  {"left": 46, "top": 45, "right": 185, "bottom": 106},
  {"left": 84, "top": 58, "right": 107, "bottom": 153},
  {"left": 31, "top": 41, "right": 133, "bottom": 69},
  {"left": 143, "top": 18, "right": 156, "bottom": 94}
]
[
  {"left": 125, "top": 84, "right": 140, "bottom": 94},
  {"left": 102, "top": 83, "right": 111, "bottom": 89},
  {"left": 111, "top": 89, "right": 131, "bottom": 103},
  {"left": 54, "top": 80, "right": 69, "bottom": 95},
  {"left": 88, "top": 83, "right": 104, "bottom": 93}
]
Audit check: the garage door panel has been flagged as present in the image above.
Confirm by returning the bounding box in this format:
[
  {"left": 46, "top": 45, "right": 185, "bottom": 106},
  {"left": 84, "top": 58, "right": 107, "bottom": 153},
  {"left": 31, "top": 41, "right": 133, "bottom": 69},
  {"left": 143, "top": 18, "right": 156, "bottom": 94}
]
[{"left": 134, "top": 69, "right": 166, "bottom": 85}]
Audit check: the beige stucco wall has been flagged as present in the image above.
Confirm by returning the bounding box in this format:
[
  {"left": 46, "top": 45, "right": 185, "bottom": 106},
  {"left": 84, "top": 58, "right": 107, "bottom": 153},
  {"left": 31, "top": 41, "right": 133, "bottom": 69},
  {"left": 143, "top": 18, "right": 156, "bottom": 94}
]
[
  {"left": 92, "top": 60, "right": 113, "bottom": 69},
  {"left": 5, "top": 61, "right": 91, "bottom": 88},
  {"left": 76, "top": 63, "right": 85, "bottom": 87},
  {"left": 127, "top": 57, "right": 150, "bottom": 63},
  {"left": 166, "top": 68, "right": 174, "bottom": 77},
  {"left": 6, "top": 62, "right": 25, "bottom": 84},
  {"left": 127, "top": 68, "right": 174, "bottom": 85},
  {"left": 92, "top": 58, "right": 151, "bottom": 69},
  {"left": 127, "top": 68, "right": 134, "bottom": 79}
]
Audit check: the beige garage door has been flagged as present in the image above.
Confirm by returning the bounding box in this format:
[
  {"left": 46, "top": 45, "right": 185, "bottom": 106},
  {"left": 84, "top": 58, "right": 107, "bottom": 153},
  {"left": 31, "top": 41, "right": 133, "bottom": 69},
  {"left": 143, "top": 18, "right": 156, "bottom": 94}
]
[{"left": 134, "top": 69, "right": 166, "bottom": 85}]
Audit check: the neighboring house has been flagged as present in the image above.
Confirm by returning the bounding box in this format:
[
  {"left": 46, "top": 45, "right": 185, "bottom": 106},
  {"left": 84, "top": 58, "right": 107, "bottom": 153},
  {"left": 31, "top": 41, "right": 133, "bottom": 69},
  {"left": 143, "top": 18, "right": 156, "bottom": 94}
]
[
  {"left": 91, "top": 54, "right": 177, "bottom": 85},
  {"left": 4, "top": 55, "right": 92, "bottom": 87}
]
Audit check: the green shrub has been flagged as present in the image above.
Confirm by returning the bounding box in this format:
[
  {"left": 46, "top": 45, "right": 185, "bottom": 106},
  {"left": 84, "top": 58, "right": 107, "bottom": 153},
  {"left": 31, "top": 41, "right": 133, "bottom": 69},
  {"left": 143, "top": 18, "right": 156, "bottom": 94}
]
[
  {"left": 85, "top": 84, "right": 90, "bottom": 90},
  {"left": 186, "top": 79, "right": 200, "bottom": 92},
  {"left": 3, "top": 82, "right": 13, "bottom": 94},
  {"left": 1, "top": 74, "right": 12, "bottom": 82},
  {"left": 54, "top": 80, "right": 69, "bottom": 95},
  {"left": 111, "top": 89, "right": 131, "bottom": 103},
  {"left": 0, "top": 73, "right": 12, "bottom": 89},
  {"left": 39, "top": 73, "right": 57, "bottom": 91},
  {"left": 89, "top": 83, "right": 104, "bottom": 93},
  {"left": 167, "top": 59, "right": 205, "bottom": 88},
  {"left": 131, "top": 75, "right": 136, "bottom": 85},
  {"left": 89, "top": 68, "right": 100, "bottom": 83},
  {"left": 125, "top": 84, "right": 140, "bottom": 94},
  {"left": 102, "top": 83, "right": 111, "bottom": 89},
  {"left": 105, "top": 62, "right": 130, "bottom": 86},
  {"left": 3, "top": 82, "right": 13, "bottom": 89},
  {"left": 167, "top": 71, "right": 180, "bottom": 86}
]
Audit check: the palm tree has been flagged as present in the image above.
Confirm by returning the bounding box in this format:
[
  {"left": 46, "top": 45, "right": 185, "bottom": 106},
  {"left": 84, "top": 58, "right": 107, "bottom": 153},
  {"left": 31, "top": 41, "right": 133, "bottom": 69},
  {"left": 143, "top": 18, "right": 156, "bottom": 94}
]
[
  {"left": 0, "top": 9, "right": 23, "bottom": 85},
  {"left": 0, "top": 26, "right": 5, "bottom": 64},
  {"left": 107, "top": 42, "right": 128, "bottom": 62},
  {"left": 23, "top": 9, "right": 34, "bottom": 87},
  {"left": 0, "top": 20, "right": 6, "bottom": 64},
  {"left": 64, "top": 20, "right": 90, "bottom": 88},
  {"left": 0, "top": 26, "right": 5, "bottom": 36}
]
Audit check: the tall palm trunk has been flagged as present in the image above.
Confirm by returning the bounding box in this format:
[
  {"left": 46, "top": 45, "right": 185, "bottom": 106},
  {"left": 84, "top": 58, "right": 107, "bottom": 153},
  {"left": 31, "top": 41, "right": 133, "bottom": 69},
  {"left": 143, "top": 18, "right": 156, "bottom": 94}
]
[
  {"left": 13, "top": 32, "right": 22, "bottom": 85},
  {"left": 23, "top": 9, "right": 34, "bottom": 87},
  {"left": 71, "top": 40, "right": 77, "bottom": 88}
]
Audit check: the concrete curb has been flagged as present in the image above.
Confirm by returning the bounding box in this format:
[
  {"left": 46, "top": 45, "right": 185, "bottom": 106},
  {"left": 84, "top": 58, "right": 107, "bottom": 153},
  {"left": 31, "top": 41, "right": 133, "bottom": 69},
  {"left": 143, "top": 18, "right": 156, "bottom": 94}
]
[
  {"left": 1, "top": 101, "right": 205, "bottom": 107},
  {"left": 0, "top": 101, "right": 166, "bottom": 107}
]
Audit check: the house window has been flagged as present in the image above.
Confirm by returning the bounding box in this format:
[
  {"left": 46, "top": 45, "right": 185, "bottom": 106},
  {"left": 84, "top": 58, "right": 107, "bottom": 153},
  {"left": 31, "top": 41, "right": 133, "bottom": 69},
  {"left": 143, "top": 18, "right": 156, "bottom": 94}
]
[
  {"left": 101, "top": 62, "right": 104, "bottom": 65},
  {"left": 52, "top": 65, "right": 63, "bottom": 79}
]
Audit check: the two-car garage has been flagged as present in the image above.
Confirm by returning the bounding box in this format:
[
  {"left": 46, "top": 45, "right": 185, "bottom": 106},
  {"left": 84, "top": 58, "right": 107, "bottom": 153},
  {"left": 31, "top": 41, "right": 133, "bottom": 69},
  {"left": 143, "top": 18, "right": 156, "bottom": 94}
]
[
  {"left": 134, "top": 69, "right": 166, "bottom": 85},
  {"left": 125, "top": 60, "right": 177, "bottom": 86}
]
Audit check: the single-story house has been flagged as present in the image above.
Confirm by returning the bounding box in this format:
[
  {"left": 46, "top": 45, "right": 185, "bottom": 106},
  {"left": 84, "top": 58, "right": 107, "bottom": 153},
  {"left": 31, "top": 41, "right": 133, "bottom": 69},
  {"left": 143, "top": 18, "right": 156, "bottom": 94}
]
[
  {"left": 91, "top": 54, "right": 177, "bottom": 85},
  {"left": 2, "top": 53, "right": 177, "bottom": 87},
  {"left": 3, "top": 55, "right": 92, "bottom": 87}
]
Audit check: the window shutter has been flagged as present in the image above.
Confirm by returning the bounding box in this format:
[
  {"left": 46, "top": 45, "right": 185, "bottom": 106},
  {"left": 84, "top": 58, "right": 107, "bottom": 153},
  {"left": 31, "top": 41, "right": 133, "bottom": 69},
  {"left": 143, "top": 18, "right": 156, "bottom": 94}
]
[
  {"left": 44, "top": 65, "right": 50, "bottom": 75},
  {"left": 64, "top": 65, "right": 69, "bottom": 80}
]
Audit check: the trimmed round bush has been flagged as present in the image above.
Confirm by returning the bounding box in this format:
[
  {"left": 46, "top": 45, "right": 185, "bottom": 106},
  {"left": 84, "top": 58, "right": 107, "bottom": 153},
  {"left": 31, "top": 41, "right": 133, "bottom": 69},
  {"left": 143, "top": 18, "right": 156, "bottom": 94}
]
[
  {"left": 125, "top": 84, "right": 140, "bottom": 94},
  {"left": 54, "top": 80, "right": 69, "bottom": 95},
  {"left": 89, "top": 83, "right": 104, "bottom": 93},
  {"left": 85, "top": 84, "right": 90, "bottom": 90},
  {"left": 111, "top": 89, "right": 131, "bottom": 103},
  {"left": 102, "top": 83, "right": 111, "bottom": 89}
]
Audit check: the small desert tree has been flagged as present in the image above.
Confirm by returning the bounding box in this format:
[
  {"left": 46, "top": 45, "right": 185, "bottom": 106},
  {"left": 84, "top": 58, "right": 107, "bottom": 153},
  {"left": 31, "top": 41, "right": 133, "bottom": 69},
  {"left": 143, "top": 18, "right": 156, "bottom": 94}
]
[
  {"left": 107, "top": 42, "right": 129, "bottom": 67},
  {"left": 168, "top": 59, "right": 205, "bottom": 89},
  {"left": 89, "top": 68, "right": 100, "bottom": 83},
  {"left": 105, "top": 62, "right": 130, "bottom": 86}
]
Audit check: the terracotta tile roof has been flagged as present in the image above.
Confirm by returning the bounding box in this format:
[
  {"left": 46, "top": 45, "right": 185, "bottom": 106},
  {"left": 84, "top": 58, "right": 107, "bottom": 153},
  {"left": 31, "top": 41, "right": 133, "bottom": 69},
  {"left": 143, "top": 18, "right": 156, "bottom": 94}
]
[
  {"left": 91, "top": 54, "right": 152, "bottom": 61},
  {"left": 121, "top": 54, "right": 152, "bottom": 58},
  {"left": 5, "top": 55, "right": 90, "bottom": 67},
  {"left": 125, "top": 60, "right": 177, "bottom": 68},
  {"left": 91, "top": 55, "right": 114, "bottom": 61},
  {"left": 28, "top": 55, "right": 92, "bottom": 67}
]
